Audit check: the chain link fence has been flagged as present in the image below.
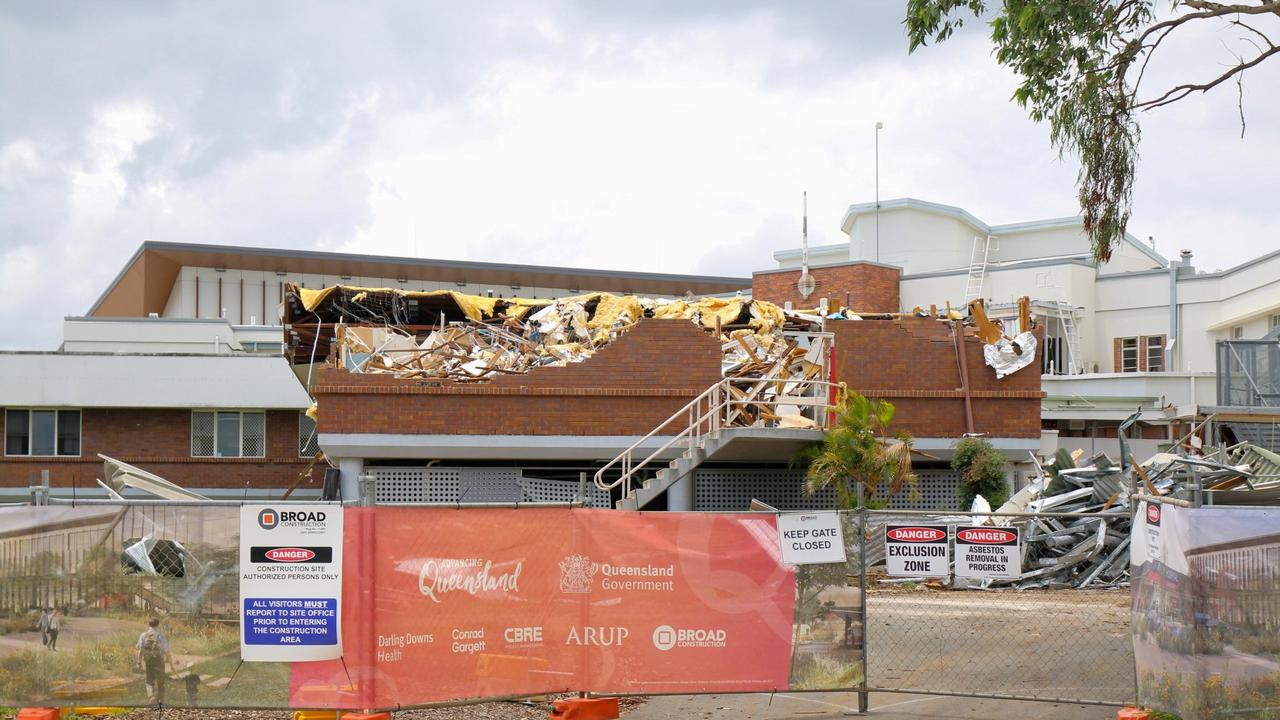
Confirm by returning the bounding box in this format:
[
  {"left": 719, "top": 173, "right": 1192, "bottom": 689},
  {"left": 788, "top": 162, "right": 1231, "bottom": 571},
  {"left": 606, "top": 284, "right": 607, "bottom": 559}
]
[{"left": 857, "top": 508, "right": 1136, "bottom": 707}]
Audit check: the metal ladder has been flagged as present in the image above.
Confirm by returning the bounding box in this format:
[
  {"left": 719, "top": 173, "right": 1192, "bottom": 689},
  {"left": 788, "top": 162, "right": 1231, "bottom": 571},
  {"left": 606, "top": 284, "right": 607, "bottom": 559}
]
[
  {"left": 963, "top": 235, "right": 992, "bottom": 302},
  {"left": 1056, "top": 300, "right": 1082, "bottom": 375}
]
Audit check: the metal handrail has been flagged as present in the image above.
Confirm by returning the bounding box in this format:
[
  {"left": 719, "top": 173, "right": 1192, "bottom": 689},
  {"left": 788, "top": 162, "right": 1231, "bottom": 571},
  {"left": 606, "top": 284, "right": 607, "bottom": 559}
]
[{"left": 594, "top": 376, "right": 842, "bottom": 500}]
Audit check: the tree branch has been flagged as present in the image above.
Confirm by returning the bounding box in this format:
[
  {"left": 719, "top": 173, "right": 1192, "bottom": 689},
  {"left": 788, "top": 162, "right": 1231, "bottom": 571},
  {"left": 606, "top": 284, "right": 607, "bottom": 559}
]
[{"left": 1136, "top": 43, "right": 1280, "bottom": 110}]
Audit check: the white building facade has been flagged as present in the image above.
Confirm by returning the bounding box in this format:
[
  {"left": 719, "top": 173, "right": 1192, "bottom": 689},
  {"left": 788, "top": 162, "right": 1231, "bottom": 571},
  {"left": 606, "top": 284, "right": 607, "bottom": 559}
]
[{"left": 771, "top": 198, "right": 1280, "bottom": 458}]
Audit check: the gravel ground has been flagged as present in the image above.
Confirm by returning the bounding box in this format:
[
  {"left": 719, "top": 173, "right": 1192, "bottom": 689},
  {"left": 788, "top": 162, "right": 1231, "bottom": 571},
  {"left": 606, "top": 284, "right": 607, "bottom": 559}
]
[
  {"left": 107, "top": 695, "right": 647, "bottom": 719},
  {"left": 866, "top": 586, "right": 1134, "bottom": 704}
]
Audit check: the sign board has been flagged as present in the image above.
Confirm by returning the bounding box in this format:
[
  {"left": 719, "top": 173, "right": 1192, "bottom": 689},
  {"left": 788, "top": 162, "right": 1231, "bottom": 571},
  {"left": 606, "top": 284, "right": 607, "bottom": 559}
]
[
  {"left": 885, "top": 524, "right": 950, "bottom": 577},
  {"left": 776, "top": 512, "right": 847, "bottom": 565},
  {"left": 1142, "top": 501, "right": 1162, "bottom": 556},
  {"left": 953, "top": 526, "right": 1021, "bottom": 579},
  {"left": 240, "top": 504, "right": 343, "bottom": 661}
]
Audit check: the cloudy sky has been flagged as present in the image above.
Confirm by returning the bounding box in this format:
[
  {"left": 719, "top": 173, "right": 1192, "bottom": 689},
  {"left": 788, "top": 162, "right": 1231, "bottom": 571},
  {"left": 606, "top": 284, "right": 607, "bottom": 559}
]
[{"left": 2, "top": 2, "right": 1278, "bottom": 348}]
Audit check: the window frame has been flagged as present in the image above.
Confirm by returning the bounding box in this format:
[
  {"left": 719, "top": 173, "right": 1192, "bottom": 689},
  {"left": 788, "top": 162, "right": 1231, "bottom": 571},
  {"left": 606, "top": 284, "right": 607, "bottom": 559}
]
[
  {"left": 1120, "top": 337, "right": 1139, "bottom": 373},
  {"left": 1231, "top": 326, "right": 1245, "bottom": 339},
  {"left": 1145, "top": 335, "right": 1165, "bottom": 372},
  {"left": 4, "top": 408, "right": 81, "bottom": 458},
  {"left": 191, "top": 410, "right": 267, "bottom": 458},
  {"left": 298, "top": 412, "right": 320, "bottom": 458},
  {"left": 1270, "top": 314, "right": 1280, "bottom": 330}
]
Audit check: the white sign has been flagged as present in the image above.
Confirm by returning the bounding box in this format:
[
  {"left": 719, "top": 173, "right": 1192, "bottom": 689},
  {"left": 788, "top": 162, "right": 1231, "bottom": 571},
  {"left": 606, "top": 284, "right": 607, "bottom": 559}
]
[
  {"left": 777, "top": 512, "right": 847, "bottom": 565},
  {"left": 885, "top": 524, "right": 950, "bottom": 577},
  {"left": 954, "top": 526, "right": 1021, "bottom": 579},
  {"left": 1140, "top": 501, "right": 1162, "bottom": 557},
  {"left": 240, "top": 505, "right": 343, "bottom": 662}
]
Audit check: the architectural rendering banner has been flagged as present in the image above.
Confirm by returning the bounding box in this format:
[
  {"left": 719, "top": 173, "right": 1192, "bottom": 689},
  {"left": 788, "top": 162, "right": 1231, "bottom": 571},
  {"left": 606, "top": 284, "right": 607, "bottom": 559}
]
[
  {"left": 0, "top": 505, "right": 863, "bottom": 710},
  {"left": 1131, "top": 500, "right": 1280, "bottom": 720}
]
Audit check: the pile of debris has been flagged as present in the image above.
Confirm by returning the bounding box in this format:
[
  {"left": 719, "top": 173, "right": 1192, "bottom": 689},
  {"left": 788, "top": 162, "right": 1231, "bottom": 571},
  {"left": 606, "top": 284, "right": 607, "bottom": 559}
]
[
  {"left": 327, "top": 289, "right": 807, "bottom": 382},
  {"left": 964, "top": 437, "right": 1280, "bottom": 590}
]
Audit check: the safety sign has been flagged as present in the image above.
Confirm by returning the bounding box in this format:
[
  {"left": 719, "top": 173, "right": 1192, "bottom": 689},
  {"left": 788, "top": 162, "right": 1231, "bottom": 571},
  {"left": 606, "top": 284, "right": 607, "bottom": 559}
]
[
  {"left": 885, "top": 524, "right": 950, "bottom": 577},
  {"left": 776, "top": 512, "right": 847, "bottom": 565},
  {"left": 240, "top": 505, "right": 343, "bottom": 661},
  {"left": 953, "top": 526, "right": 1021, "bottom": 579}
]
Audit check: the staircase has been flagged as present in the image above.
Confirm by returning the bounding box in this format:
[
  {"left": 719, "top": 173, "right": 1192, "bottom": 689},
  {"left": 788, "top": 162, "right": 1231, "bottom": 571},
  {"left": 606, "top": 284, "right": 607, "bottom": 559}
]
[
  {"left": 598, "top": 376, "right": 839, "bottom": 510},
  {"left": 962, "top": 235, "right": 992, "bottom": 303}
]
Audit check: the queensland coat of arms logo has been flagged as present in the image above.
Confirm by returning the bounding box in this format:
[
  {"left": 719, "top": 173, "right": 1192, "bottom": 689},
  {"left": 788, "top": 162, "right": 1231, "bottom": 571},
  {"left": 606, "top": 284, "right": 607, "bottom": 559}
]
[{"left": 559, "top": 554, "right": 598, "bottom": 593}]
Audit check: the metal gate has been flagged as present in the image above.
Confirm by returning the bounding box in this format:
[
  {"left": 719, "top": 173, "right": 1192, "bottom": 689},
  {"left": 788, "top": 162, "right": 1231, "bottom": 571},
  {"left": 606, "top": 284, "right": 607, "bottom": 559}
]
[{"left": 855, "top": 508, "right": 1137, "bottom": 708}]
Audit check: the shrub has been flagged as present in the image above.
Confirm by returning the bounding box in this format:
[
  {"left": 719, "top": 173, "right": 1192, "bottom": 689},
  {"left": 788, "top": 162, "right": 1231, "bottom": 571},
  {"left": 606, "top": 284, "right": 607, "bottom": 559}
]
[{"left": 951, "top": 437, "right": 1010, "bottom": 509}]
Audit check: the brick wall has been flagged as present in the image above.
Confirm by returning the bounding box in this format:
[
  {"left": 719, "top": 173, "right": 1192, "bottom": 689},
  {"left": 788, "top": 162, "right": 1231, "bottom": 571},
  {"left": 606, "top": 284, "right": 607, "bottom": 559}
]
[
  {"left": 829, "top": 318, "right": 1044, "bottom": 438},
  {"left": 313, "top": 319, "right": 723, "bottom": 437},
  {"left": 752, "top": 263, "right": 901, "bottom": 312},
  {"left": 0, "top": 409, "right": 320, "bottom": 490}
]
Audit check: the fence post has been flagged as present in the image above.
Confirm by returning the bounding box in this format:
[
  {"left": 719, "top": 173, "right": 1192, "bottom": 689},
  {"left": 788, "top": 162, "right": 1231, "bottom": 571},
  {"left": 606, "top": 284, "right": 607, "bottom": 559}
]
[{"left": 856, "top": 487, "right": 869, "bottom": 714}]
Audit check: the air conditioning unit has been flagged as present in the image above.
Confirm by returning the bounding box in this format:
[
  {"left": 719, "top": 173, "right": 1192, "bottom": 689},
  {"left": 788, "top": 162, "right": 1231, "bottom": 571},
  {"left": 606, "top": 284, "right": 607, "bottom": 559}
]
[{"left": 1067, "top": 419, "right": 1086, "bottom": 431}]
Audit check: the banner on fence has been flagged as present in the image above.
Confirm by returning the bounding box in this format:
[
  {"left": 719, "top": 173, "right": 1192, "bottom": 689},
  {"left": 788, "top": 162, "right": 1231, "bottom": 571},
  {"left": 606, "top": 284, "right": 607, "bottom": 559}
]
[
  {"left": 1132, "top": 501, "right": 1280, "bottom": 720},
  {"left": 240, "top": 504, "right": 343, "bottom": 662},
  {"left": 0, "top": 505, "right": 864, "bottom": 710}
]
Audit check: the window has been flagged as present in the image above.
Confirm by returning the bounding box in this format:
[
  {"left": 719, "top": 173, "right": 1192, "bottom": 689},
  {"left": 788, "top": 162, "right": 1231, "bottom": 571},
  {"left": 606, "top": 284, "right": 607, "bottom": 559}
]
[
  {"left": 298, "top": 412, "right": 320, "bottom": 457},
  {"left": 1121, "top": 338, "right": 1138, "bottom": 373},
  {"left": 5, "top": 409, "right": 80, "bottom": 457},
  {"left": 1146, "top": 336, "right": 1165, "bottom": 372},
  {"left": 1270, "top": 314, "right": 1280, "bottom": 329},
  {"left": 191, "top": 410, "right": 266, "bottom": 457},
  {"left": 1231, "top": 326, "right": 1245, "bottom": 339}
]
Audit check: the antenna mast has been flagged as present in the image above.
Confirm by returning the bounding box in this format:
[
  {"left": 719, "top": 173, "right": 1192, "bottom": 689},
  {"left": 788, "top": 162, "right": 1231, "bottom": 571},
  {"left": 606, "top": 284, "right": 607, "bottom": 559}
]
[{"left": 797, "top": 191, "right": 816, "bottom": 299}]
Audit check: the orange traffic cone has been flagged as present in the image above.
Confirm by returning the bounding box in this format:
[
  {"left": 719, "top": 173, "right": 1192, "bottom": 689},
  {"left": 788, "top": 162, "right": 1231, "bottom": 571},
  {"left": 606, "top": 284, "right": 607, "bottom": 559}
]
[{"left": 549, "top": 697, "right": 620, "bottom": 720}]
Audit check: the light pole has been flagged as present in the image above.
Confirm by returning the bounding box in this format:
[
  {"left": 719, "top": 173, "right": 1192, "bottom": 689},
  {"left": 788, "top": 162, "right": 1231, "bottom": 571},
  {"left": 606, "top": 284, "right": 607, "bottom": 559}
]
[{"left": 875, "top": 121, "right": 883, "bottom": 263}]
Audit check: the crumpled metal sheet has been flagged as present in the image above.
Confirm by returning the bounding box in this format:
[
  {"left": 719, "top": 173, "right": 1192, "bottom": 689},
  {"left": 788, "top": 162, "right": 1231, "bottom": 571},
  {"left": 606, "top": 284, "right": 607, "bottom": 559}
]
[{"left": 982, "top": 330, "right": 1038, "bottom": 379}]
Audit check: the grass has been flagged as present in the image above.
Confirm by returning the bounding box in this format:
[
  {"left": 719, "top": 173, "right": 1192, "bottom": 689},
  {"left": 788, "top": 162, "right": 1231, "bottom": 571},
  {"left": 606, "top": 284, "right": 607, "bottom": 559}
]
[
  {"left": 0, "top": 610, "right": 284, "bottom": 709},
  {"left": 1230, "top": 631, "right": 1280, "bottom": 658},
  {"left": 184, "top": 652, "right": 291, "bottom": 708},
  {"left": 789, "top": 652, "right": 863, "bottom": 691},
  {"left": 1143, "top": 669, "right": 1280, "bottom": 720}
]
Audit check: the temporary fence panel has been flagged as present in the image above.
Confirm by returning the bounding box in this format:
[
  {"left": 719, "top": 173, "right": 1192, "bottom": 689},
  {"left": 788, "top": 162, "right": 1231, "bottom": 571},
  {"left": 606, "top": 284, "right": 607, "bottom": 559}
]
[
  {"left": 0, "top": 503, "right": 293, "bottom": 709},
  {"left": 861, "top": 509, "right": 1135, "bottom": 707},
  {"left": 1132, "top": 500, "right": 1280, "bottom": 720},
  {"left": 0, "top": 503, "right": 863, "bottom": 711}
]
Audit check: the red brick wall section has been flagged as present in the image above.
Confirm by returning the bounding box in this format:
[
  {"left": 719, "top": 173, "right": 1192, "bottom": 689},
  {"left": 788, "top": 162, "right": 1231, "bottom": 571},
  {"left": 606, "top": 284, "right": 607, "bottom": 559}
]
[
  {"left": 829, "top": 318, "right": 1044, "bottom": 438},
  {"left": 0, "top": 409, "right": 320, "bottom": 490},
  {"left": 313, "top": 319, "right": 724, "bottom": 437},
  {"left": 752, "top": 263, "right": 901, "bottom": 312}
]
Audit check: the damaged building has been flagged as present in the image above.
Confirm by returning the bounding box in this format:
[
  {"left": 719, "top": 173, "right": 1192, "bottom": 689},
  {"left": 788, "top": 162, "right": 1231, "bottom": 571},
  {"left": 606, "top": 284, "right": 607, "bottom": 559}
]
[{"left": 291, "top": 283, "right": 1044, "bottom": 509}]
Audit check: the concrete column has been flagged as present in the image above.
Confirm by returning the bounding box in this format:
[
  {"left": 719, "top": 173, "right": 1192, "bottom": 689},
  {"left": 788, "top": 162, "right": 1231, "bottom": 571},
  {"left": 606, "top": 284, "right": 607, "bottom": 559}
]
[
  {"left": 667, "top": 473, "right": 694, "bottom": 512},
  {"left": 338, "top": 457, "right": 365, "bottom": 503}
]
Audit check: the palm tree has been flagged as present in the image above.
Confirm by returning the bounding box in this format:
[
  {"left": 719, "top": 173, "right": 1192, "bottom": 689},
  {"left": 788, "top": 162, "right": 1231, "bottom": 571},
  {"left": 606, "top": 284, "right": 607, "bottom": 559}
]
[{"left": 801, "top": 390, "right": 917, "bottom": 509}]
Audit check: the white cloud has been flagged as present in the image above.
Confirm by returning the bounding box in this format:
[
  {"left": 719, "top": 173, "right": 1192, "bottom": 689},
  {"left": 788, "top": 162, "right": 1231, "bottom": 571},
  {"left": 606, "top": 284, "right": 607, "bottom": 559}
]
[{"left": 0, "top": 2, "right": 1277, "bottom": 349}]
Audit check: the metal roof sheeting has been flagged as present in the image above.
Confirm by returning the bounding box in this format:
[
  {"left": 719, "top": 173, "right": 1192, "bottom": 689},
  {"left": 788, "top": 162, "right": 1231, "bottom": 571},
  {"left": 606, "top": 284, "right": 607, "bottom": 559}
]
[{"left": 0, "top": 352, "right": 312, "bottom": 409}]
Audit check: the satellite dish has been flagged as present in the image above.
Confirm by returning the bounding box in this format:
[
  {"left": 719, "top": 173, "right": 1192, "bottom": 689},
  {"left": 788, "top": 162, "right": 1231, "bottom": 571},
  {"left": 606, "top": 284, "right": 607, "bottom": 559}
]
[{"left": 797, "top": 271, "right": 816, "bottom": 299}]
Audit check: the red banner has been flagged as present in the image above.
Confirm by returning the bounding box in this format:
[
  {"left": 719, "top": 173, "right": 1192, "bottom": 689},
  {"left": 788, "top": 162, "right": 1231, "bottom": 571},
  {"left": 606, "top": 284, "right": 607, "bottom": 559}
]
[{"left": 291, "top": 508, "right": 801, "bottom": 707}]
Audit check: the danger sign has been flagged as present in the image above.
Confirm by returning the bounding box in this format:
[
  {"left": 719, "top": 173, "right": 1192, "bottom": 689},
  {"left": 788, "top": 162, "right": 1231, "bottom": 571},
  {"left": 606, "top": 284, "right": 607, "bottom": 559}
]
[
  {"left": 954, "top": 526, "right": 1021, "bottom": 579},
  {"left": 885, "top": 525, "right": 950, "bottom": 577}
]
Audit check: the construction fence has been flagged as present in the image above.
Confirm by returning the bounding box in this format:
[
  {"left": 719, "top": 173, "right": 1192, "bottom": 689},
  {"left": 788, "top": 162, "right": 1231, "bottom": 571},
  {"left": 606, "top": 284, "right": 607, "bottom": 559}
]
[{"left": 0, "top": 497, "right": 1164, "bottom": 712}]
